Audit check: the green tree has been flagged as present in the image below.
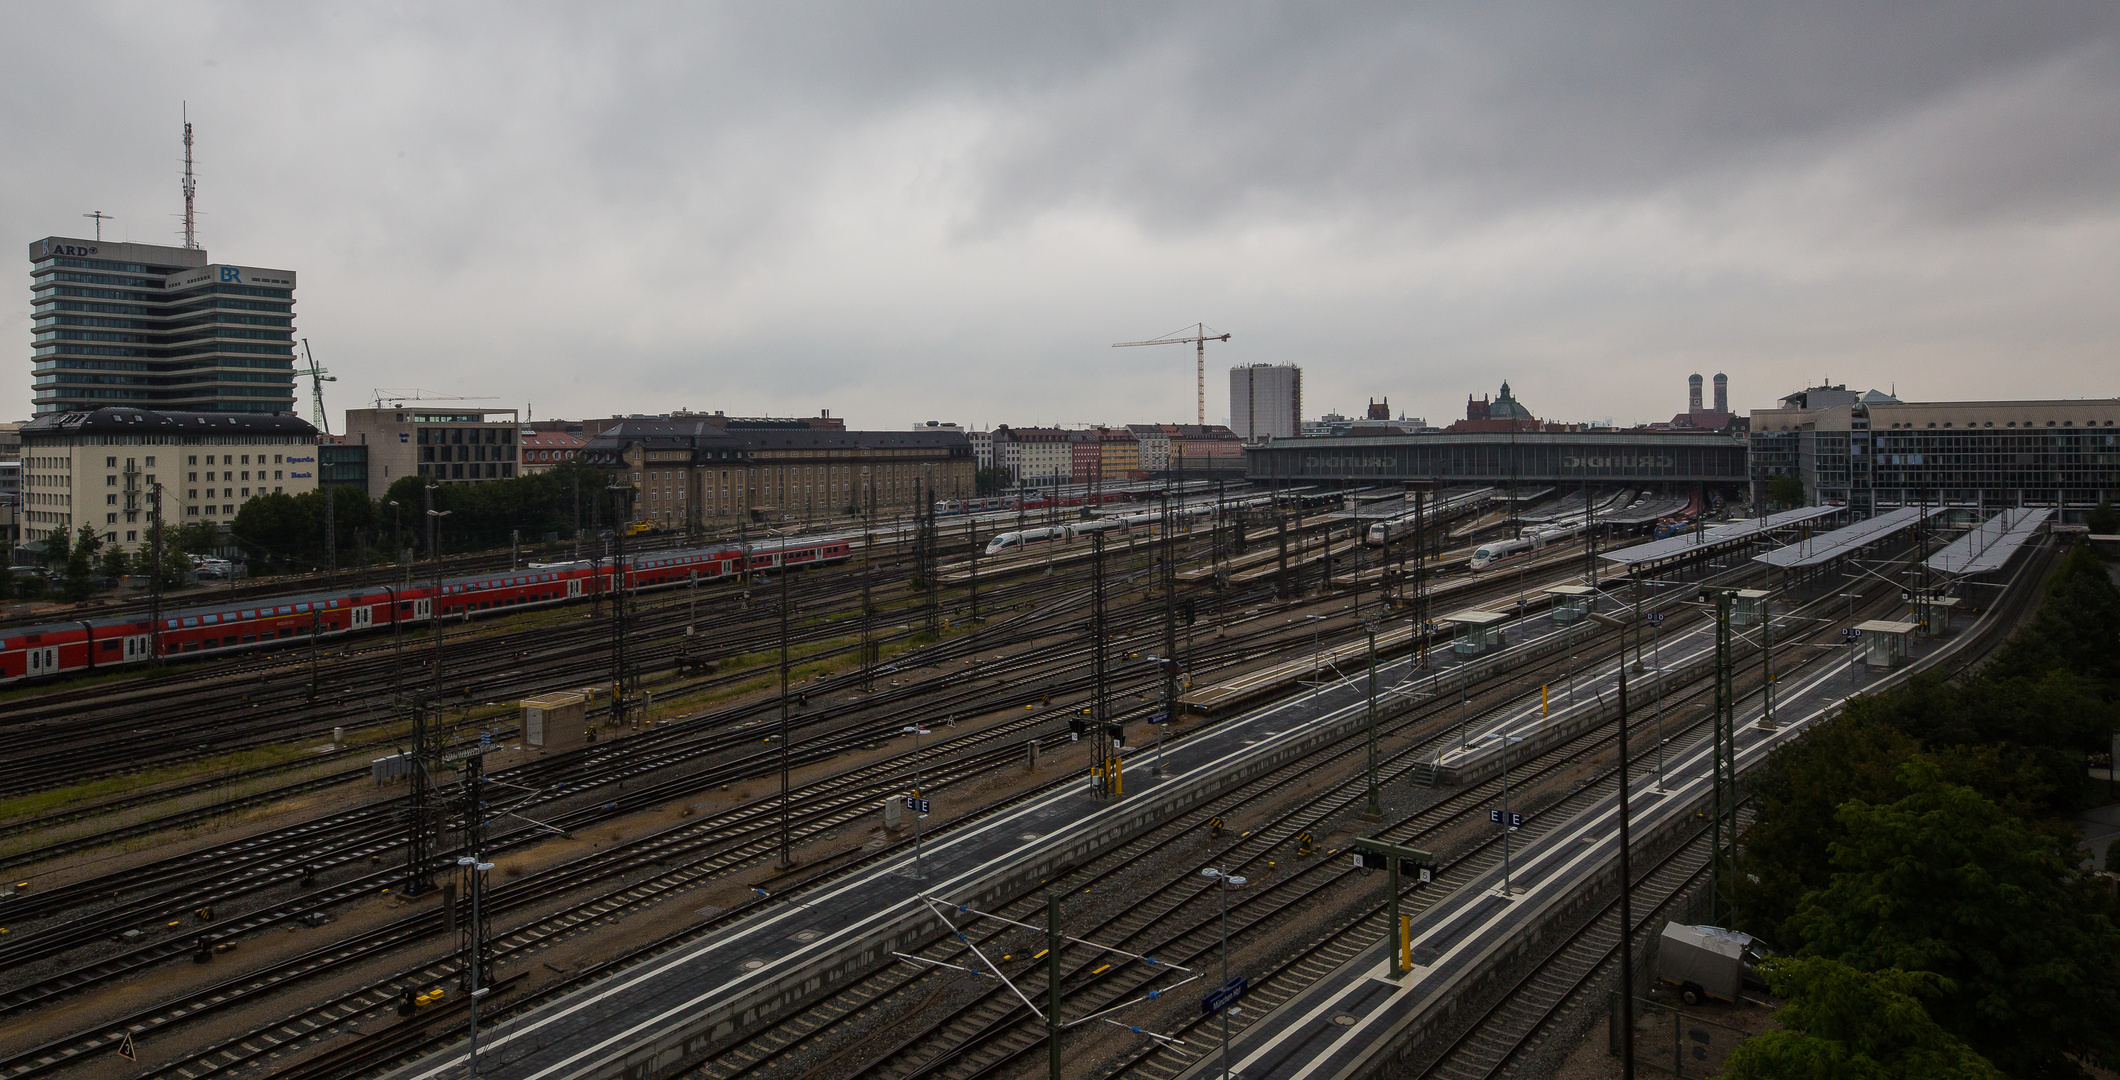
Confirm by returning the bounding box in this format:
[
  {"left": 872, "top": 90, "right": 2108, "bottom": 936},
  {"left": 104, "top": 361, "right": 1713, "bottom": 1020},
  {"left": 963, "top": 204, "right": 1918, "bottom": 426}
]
[
  {"left": 62, "top": 525, "right": 101, "bottom": 601},
  {"left": 1723, "top": 957, "right": 2000, "bottom": 1080},
  {"left": 1766, "top": 474, "right": 1805, "bottom": 509},
  {"left": 1786, "top": 760, "right": 2120, "bottom": 1078},
  {"left": 975, "top": 467, "right": 1014, "bottom": 496},
  {"left": 1988, "top": 543, "right": 2120, "bottom": 686},
  {"left": 42, "top": 526, "right": 71, "bottom": 570},
  {"left": 2088, "top": 500, "right": 2120, "bottom": 535},
  {"left": 96, "top": 544, "right": 129, "bottom": 583},
  {"left": 172, "top": 521, "right": 225, "bottom": 557},
  {"left": 1738, "top": 711, "right": 1921, "bottom": 946}
]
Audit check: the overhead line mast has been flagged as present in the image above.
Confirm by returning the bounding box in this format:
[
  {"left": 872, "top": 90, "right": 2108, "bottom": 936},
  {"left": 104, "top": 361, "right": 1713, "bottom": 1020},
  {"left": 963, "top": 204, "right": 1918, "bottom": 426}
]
[{"left": 1112, "top": 322, "right": 1232, "bottom": 426}]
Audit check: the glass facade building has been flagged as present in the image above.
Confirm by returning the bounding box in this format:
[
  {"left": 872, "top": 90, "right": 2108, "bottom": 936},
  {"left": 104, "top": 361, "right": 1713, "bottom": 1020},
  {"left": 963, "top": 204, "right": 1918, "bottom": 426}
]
[
  {"left": 28, "top": 236, "right": 296, "bottom": 416},
  {"left": 1750, "top": 389, "right": 2120, "bottom": 515}
]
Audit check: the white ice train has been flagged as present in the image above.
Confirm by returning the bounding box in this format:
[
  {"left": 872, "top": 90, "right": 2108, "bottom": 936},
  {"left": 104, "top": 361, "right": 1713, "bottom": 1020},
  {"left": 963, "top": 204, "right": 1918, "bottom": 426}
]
[
  {"left": 1467, "top": 521, "right": 1584, "bottom": 570},
  {"left": 1363, "top": 488, "right": 1496, "bottom": 547}
]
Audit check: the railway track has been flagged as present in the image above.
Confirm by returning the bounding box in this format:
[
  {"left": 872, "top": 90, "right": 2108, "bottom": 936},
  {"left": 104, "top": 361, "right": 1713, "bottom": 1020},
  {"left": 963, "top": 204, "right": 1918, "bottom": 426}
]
[
  {"left": 693, "top": 546, "right": 1955, "bottom": 1080},
  {"left": 0, "top": 530, "right": 1560, "bottom": 1077}
]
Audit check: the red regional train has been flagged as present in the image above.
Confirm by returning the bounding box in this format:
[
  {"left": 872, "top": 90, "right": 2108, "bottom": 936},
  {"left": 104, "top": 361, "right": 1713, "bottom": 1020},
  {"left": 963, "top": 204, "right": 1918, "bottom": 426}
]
[{"left": 0, "top": 534, "right": 853, "bottom": 684}]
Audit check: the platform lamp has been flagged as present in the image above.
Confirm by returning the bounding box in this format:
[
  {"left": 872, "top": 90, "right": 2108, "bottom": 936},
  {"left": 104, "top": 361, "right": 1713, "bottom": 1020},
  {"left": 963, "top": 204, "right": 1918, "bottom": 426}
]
[
  {"left": 1586, "top": 608, "right": 1636, "bottom": 1080},
  {"left": 1200, "top": 867, "right": 1249, "bottom": 1080},
  {"left": 456, "top": 855, "right": 495, "bottom": 1079}
]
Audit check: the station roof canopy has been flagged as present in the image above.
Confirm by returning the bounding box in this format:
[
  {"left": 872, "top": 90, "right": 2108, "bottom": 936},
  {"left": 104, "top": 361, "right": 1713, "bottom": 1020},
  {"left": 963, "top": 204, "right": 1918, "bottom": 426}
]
[
  {"left": 1600, "top": 506, "right": 1841, "bottom": 567},
  {"left": 1924, "top": 508, "right": 2053, "bottom": 576},
  {"left": 1441, "top": 609, "right": 1510, "bottom": 626},
  {"left": 1754, "top": 505, "right": 1948, "bottom": 569},
  {"left": 1544, "top": 584, "right": 1597, "bottom": 597},
  {"left": 1855, "top": 619, "right": 1920, "bottom": 637}
]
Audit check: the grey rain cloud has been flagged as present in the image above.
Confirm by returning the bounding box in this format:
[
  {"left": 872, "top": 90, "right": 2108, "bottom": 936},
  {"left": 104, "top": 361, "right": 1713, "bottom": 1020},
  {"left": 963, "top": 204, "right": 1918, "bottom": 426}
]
[{"left": 4, "top": 2, "right": 2118, "bottom": 429}]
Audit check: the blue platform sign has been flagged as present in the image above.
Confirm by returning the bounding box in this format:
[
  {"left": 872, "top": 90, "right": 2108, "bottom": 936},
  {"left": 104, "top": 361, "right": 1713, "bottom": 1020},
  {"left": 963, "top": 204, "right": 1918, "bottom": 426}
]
[
  {"left": 1491, "top": 809, "right": 1522, "bottom": 827},
  {"left": 903, "top": 797, "right": 931, "bottom": 815},
  {"left": 1648, "top": 612, "right": 1664, "bottom": 627},
  {"left": 1202, "top": 976, "right": 1248, "bottom": 1016}
]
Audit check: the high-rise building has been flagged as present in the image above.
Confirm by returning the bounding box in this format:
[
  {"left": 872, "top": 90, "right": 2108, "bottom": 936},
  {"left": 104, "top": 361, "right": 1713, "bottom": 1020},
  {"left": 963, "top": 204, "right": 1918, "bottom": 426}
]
[
  {"left": 1750, "top": 387, "right": 2120, "bottom": 514},
  {"left": 1229, "top": 363, "right": 1301, "bottom": 442},
  {"left": 28, "top": 236, "right": 297, "bottom": 416}
]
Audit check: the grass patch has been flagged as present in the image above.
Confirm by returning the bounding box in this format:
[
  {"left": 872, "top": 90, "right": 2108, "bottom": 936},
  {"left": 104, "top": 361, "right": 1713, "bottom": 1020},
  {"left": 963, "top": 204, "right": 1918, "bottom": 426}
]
[{"left": 0, "top": 741, "right": 316, "bottom": 825}]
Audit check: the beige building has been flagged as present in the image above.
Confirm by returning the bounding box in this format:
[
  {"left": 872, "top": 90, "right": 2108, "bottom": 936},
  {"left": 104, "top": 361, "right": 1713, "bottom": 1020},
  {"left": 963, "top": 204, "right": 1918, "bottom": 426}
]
[
  {"left": 18, "top": 408, "right": 318, "bottom": 551},
  {"left": 342, "top": 405, "right": 522, "bottom": 497},
  {"left": 581, "top": 420, "right": 975, "bottom": 530}
]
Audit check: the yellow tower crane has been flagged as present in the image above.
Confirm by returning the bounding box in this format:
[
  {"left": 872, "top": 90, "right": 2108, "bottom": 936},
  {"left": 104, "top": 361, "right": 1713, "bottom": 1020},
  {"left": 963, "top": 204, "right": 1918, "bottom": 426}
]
[{"left": 1112, "top": 323, "right": 1232, "bottom": 426}]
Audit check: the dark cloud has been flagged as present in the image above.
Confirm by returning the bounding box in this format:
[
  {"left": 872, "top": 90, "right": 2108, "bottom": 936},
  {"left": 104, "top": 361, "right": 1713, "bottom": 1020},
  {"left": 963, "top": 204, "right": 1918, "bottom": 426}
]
[{"left": 3, "top": 2, "right": 2117, "bottom": 429}]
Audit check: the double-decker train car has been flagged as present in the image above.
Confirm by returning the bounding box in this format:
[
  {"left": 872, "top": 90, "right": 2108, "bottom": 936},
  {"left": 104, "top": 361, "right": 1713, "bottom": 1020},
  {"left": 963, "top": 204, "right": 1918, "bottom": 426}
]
[{"left": 0, "top": 533, "right": 854, "bottom": 683}]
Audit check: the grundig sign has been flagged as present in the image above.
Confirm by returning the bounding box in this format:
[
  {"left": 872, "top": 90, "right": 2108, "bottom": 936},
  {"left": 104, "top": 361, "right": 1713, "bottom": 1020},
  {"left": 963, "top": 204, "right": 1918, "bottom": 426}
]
[
  {"left": 1562, "top": 455, "right": 1675, "bottom": 469},
  {"left": 1301, "top": 455, "right": 1396, "bottom": 471}
]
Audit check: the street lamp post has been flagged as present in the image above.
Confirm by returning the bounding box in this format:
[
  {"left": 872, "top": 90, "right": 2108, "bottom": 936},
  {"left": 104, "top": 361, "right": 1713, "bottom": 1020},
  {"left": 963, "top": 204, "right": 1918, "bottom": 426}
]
[
  {"left": 903, "top": 723, "right": 930, "bottom": 877},
  {"left": 455, "top": 854, "right": 495, "bottom": 1079},
  {"left": 1201, "top": 867, "right": 1249, "bottom": 1080},
  {"left": 1589, "top": 609, "right": 1637, "bottom": 1079},
  {"left": 1363, "top": 623, "right": 1381, "bottom": 819}
]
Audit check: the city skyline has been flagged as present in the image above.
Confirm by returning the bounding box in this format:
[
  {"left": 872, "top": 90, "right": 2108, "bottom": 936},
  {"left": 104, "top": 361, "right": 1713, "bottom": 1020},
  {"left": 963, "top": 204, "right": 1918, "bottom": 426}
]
[{"left": 5, "top": 5, "right": 2119, "bottom": 431}]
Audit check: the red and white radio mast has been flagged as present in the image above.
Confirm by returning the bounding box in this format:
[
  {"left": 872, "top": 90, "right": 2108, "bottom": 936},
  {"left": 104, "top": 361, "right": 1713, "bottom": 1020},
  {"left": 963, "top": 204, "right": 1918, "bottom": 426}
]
[{"left": 181, "top": 103, "right": 200, "bottom": 249}]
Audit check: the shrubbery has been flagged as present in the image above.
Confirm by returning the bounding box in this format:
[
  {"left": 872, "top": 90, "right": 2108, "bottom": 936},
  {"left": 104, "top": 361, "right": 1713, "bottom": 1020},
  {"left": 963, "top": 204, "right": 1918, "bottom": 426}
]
[{"left": 1730, "top": 544, "right": 2120, "bottom": 1078}]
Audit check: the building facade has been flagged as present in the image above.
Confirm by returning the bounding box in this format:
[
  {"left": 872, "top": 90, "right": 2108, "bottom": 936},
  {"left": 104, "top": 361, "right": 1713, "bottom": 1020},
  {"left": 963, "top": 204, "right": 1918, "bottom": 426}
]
[
  {"left": 18, "top": 408, "right": 317, "bottom": 550},
  {"left": 1750, "top": 389, "right": 2120, "bottom": 514},
  {"left": 520, "top": 430, "right": 586, "bottom": 474},
  {"left": 341, "top": 407, "right": 523, "bottom": 497},
  {"left": 580, "top": 422, "right": 975, "bottom": 529},
  {"left": 1246, "top": 429, "right": 1748, "bottom": 488},
  {"left": 28, "top": 237, "right": 297, "bottom": 416},
  {"left": 1230, "top": 363, "right": 1302, "bottom": 442}
]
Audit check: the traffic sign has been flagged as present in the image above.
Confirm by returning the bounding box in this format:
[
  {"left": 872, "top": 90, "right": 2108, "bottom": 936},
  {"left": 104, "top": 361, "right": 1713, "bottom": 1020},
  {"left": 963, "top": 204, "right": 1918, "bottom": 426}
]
[
  {"left": 117, "top": 1032, "right": 137, "bottom": 1061},
  {"left": 903, "top": 797, "right": 931, "bottom": 815},
  {"left": 1201, "top": 976, "right": 1249, "bottom": 1016}
]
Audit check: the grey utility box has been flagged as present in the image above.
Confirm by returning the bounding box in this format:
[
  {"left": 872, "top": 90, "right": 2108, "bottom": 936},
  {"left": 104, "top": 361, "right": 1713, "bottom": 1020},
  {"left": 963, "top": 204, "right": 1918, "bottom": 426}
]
[{"left": 521, "top": 692, "right": 588, "bottom": 749}]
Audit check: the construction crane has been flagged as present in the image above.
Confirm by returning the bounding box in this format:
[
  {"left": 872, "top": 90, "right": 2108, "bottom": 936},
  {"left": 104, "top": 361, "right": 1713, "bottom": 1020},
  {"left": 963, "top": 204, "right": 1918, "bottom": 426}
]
[
  {"left": 1112, "top": 322, "right": 1231, "bottom": 426},
  {"left": 370, "top": 389, "right": 501, "bottom": 409},
  {"left": 300, "top": 339, "right": 337, "bottom": 435}
]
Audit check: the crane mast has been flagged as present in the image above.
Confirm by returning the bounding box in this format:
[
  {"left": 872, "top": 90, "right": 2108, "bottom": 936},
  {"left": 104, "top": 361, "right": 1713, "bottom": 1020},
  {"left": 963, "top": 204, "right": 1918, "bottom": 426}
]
[{"left": 1112, "top": 322, "right": 1232, "bottom": 426}]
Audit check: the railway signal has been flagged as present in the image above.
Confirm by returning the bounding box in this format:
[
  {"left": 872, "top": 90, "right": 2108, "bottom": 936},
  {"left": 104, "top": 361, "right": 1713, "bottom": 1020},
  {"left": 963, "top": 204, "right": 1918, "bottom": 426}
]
[{"left": 1352, "top": 837, "right": 1435, "bottom": 978}]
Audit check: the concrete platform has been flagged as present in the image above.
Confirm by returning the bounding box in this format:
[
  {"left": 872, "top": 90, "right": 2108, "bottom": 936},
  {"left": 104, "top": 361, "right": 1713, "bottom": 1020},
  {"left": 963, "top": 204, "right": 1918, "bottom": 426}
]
[
  {"left": 1168, "top": 547, "right": 2042, "bottom": 1080},
  {"left": 382, "top": 571, "right": 1625, "bottom": 1080}
]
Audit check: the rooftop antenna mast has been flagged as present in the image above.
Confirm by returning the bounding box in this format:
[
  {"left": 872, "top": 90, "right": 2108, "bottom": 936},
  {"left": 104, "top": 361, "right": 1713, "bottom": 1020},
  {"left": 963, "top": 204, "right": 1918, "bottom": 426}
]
[
  {"left": 83, "top": 211, "right": 114, "bottom": 241},
  {"left": 181, "top": 104, "right": 200, "bottom": 250},
  {"left": 300, "top": 339, "right": 337, "bottom": 434},
  {"left": 1112, "top": 322, "right": 1232, "bottom": 426}
]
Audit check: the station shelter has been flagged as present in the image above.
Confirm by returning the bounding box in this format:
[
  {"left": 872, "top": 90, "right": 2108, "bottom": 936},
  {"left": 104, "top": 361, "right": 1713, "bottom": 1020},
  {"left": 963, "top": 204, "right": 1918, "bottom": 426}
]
[
  {"left": 1445, "top": 609, "right": 1510, "bottom": 657},
  {"left": 1854, "top": 619, "right": 1919, "bottom": 668},
  {"left": 1543, "top": 584, "right": 1596, "bottom": 625},
  {"left": 1730, "top": 588, "right": 1772, "bottom": 627}
]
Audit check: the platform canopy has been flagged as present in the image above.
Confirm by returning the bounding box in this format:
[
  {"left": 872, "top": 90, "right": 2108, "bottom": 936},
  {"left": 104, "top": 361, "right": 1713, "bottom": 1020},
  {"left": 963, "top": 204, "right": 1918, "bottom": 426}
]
[
  {"left": 1600, "top": 505, "right": 1841, "bottom": 567},
  {"left": 1923, "top": 508, "right": 2053, "bottom": 576},
  {"left": 1754, "top": 505, "right": 1949, "bottom": 569}
]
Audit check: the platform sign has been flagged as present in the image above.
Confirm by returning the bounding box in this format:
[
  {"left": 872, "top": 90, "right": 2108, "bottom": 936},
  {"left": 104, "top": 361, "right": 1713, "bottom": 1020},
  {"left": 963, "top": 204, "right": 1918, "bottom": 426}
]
[
  {"left": 903, "top": 797, "right": 931, "bottom": 815},
  {"left": 1490, "top": 809, "right": 1522, "bottom": 827},
  {"left": 1201, "top": 976, "right": 1248, "bottom": 1016},
  {"left": 1841, "top": 627, "right": 1861, "bottom": 643},
  {"left": 1148, "top": 711, "right": 1170, "bottom": 725},
  {"left": 1648, "top": 612, "right": 1664, "bottom": 628}
]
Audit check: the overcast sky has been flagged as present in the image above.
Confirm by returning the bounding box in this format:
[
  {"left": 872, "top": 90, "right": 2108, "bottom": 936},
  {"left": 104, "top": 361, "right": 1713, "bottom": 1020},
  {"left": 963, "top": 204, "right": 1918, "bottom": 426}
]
[{"left": 6, "top": 3, "right": 2119, "bottom": 430}]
